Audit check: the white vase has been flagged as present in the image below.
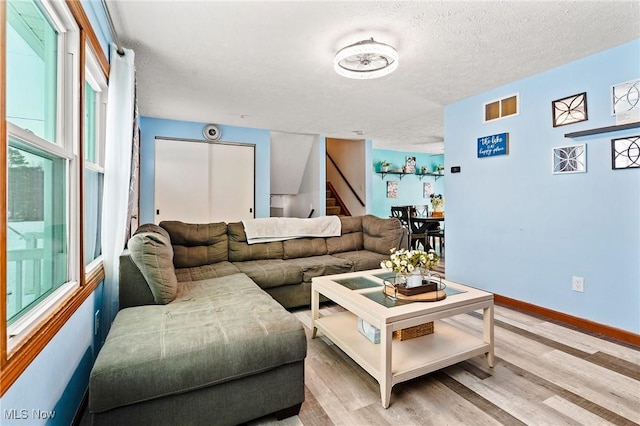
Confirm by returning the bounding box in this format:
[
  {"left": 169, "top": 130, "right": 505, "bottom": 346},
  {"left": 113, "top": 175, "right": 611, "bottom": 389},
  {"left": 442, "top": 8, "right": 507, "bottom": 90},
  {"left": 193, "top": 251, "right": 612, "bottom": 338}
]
[{"left": 406, "top": 270, "right": 423, "bottom": 288}]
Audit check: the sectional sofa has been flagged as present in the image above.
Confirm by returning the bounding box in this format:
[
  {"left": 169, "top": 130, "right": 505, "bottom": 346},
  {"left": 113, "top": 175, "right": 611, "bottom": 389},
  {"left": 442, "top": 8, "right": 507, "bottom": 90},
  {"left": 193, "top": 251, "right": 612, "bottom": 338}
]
[{"left": 88, "top": 215, "right": 405, "bottom": 425}]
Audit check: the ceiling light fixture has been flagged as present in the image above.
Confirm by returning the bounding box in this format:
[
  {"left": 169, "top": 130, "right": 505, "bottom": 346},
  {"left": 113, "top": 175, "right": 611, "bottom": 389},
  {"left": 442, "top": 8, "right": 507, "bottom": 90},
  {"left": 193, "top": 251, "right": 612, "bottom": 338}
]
[{"left": 334, "top": 38, "right": 398, "bottom": 79}]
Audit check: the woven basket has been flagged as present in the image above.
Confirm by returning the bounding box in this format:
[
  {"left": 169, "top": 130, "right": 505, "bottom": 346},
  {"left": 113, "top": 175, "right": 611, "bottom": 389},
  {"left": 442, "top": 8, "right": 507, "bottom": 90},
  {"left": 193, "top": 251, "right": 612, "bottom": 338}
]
[{"left": 393, "top": 322, "right": 434, "bottom": 340}]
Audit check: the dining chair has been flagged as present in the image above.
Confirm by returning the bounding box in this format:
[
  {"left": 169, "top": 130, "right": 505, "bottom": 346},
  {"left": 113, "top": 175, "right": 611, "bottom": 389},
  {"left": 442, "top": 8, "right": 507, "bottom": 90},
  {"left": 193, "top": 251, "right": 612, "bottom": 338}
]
[
  {"left": 428, "top": 225, "right": 445, "bottom": 257},
  {"left": 390, "top": 206, "right": 413, "bottom": 250},
  {"left": 413, "top": 205, "right": 428, "bottom": 217}
]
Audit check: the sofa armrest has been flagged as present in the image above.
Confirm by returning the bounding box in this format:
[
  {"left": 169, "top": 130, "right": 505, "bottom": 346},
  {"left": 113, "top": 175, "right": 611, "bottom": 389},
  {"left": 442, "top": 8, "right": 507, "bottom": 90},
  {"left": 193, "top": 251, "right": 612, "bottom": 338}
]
[
  {"left": 362, "top": 215, "right": 407, "bottom": 255},
  {"left": 119, "top": 249, "right": 155, "bottom": 309}
]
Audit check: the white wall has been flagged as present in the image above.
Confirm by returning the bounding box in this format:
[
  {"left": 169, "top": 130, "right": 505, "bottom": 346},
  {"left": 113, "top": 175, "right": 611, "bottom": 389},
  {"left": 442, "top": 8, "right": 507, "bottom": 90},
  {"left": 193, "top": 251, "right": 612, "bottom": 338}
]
[{"left": 289, "top": 135, "right": 325, "bottom": 218}]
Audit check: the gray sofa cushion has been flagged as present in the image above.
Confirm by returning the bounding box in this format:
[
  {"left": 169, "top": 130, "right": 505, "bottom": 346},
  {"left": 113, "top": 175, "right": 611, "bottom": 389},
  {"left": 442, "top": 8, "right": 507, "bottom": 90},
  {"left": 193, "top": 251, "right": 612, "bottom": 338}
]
[
  {"left": 283, "top": 237, "right": 327, "bottom": 259},
  {"left": 160, "top": 221, "right": 229, "bottom": 268},
  {"left": 332, "top": 250, "right": 390, "bottom": 271},
  {"left": 362, "top": 215, "right": 404, "bottom": 255},
  {"left": 127, "top": 231, "right": 178, "bottom": 304},
  {"left": 227, "top": 222, "right": 284, "bottom": 261},
  {"left": 233, "top": 259, "right": 303, "bottom": 289},
  {"left": 174, "top": 261, "right": 241, "bottom": 283},
  {"left": 326, "top": 216, "right": 364, "bottom": 254},
  {"left": 90, "top": 273, "right": 307, "bottom": 413},
  {"left": 285, "top": 255, "right": 354, "bottom": 283}
]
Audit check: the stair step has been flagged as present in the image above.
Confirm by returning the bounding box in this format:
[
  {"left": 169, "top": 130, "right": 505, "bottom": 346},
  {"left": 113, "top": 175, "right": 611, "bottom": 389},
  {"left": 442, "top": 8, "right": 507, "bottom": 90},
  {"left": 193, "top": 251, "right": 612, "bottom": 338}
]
[
  {"left": 326, "top": 206, "right": 341, "bottom": 215},
  {"left": 326, "top": 190, "right": 332, "bottom": 198},
  {"left": 326, "top": 198, "right": 337, "bottom": 206}
]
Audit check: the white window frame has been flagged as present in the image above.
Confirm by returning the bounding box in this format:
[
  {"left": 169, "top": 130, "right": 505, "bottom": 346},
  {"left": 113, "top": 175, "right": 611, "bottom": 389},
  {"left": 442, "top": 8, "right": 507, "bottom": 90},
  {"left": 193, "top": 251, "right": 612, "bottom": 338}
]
[
  {"left": 5, "top": 0, "right": 81, "bottom": 351},
  {"left": 83, "top": 44, "right": 108, "bottom": 271}
]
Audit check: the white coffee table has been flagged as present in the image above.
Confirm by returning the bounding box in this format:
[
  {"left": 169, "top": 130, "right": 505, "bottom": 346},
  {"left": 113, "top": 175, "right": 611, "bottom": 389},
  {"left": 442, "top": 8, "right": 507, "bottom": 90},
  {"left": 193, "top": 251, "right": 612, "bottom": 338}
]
[{"left": 311, "top": 269, "right": 494, "bottom": 408}]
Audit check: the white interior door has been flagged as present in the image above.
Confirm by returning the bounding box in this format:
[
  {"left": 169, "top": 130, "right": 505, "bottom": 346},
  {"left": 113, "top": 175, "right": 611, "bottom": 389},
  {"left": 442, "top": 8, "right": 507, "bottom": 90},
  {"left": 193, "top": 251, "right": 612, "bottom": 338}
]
[
  {"left": 210, "top": 143, "right": 255, "bottom": 222},
  {"left": 154, "top": 139, "right": 255, "bottom": 224},
  {"left": 154, "top": 139, "right": 210, "bottom": 224}
]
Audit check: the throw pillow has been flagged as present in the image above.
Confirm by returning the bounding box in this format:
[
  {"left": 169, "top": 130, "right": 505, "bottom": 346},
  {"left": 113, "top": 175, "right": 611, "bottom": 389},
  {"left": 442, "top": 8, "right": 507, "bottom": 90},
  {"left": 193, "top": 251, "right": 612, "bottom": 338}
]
[{"left": 128, "top": 231, "right": 178, "bottom": 304}]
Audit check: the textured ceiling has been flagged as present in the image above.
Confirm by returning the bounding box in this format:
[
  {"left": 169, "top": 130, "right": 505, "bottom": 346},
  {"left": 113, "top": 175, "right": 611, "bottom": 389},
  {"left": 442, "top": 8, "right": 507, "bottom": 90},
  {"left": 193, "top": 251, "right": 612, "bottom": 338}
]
[{"left": 107, "top": 1, "right": 640, "bottom": 153}]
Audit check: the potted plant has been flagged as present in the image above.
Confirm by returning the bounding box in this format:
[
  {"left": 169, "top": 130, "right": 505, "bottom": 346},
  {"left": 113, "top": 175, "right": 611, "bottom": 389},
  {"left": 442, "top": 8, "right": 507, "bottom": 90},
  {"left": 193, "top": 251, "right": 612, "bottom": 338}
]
[
  {"left": 380, "top": 248, "right": 440, "bottom": 288},
  {"left": 430, "top": 194, "right": 444, "bottom": 216},
  {"left": 378, "top": 160, "right": 391, "bottom": 172}
]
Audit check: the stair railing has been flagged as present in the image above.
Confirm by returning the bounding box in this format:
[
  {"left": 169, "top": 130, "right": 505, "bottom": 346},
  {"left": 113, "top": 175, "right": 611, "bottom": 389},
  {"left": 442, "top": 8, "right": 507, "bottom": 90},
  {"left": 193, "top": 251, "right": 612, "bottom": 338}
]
[{"left": 326, "top": 153, "right": 365, "bottom": 207}]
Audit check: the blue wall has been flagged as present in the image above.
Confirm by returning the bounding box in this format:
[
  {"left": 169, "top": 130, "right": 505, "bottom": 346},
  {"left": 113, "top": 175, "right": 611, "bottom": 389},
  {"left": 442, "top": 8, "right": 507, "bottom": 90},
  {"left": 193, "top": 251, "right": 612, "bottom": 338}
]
[
  {"left": 444, "top": 40, "right": 640, "bottom": 333},
  {"left": 0, "top": 285, "right": 105, "bottom": 425},
  {"left": 139, "top": 117, "right": 272, "bottom": 224},
  {"left": 370, "top": 149, "right": 445, "bottom": 218}
]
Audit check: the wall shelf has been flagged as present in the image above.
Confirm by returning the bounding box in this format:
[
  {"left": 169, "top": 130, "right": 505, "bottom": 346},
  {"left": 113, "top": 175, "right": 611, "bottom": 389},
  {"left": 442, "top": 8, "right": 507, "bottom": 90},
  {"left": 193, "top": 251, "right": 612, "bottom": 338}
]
[
  {"left": 377, "top": 171, "right": 444, "bottom": 181},
  {"left": 564, "top": 122, "right": 640, "bottom": 138},
  {"left": 419, "top": 172, "right": 444, "bottom": 181},
  {"left": 378, "top": 170, "right": 412, "bottom": 180}
]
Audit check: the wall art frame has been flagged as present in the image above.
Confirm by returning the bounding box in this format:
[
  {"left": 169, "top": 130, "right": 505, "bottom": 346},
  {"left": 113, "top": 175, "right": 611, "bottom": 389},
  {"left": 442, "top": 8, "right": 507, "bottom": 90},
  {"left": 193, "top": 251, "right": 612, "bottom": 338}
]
[
  {"left": 404, "top": 156, "right": 416, "bottom": 173},
  {"left": 612, "top": 78, "right": 640, "bottom": 124},
  {"left": 423, "top": 182, "right": 433, "bottom": 198},
  {"left": 552, "top": 92, "right": 588, "bottom": 127},
  {"left": 386, "top": 181, "right": 398, "bottom": 198},
  {"left": 611, "top": 136, "right": 640, "bottom": 169},
  {"left": 552, "top": 144, "right": 586, "bottom": 174}
]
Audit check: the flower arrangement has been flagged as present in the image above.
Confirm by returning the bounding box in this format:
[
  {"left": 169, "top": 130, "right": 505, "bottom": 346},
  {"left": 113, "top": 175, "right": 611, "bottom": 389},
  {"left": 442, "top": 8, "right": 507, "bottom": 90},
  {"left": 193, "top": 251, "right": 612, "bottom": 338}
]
[
  {"left": 430, "top": 193, "right": 444, "bottom": 209},
  {"left": 380, "top": 248, "right": 440, "bottom": 275}
]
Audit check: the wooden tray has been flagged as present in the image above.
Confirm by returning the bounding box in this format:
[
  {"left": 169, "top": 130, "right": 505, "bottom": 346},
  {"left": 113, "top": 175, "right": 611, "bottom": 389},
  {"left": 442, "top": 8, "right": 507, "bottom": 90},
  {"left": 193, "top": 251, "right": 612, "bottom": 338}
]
[
  {"left": 383, "top": 285, "right": 447, "bottom": 302},
  {"left": 396, "top": 281, "right": 438, "bottom": 296}
]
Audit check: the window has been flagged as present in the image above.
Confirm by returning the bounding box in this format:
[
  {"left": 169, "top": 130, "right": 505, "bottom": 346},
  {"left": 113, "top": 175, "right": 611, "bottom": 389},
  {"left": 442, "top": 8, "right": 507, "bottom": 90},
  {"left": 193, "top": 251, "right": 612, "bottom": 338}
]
[
  {"left": 5, "top": 0, "right": 79, "bottom": 345},
  {"left": 6, "top": 0, "right": 58, "bottom": 142},
  {"left": 1, "top": 0, "right": 110, "bottom": 394},
  {"left": 83, "top": 46, "right": 107, "bottom": 267},
  {"left": 483, "top": 94, "right": 519, "bottom": 122}
]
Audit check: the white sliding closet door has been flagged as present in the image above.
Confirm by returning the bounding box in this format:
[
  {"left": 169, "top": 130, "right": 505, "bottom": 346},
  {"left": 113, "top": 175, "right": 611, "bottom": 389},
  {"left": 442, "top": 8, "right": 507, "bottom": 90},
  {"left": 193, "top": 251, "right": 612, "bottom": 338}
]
[
  {"left": 154, "top": 139, "right": 255, "bottom": 224},
  {"left": 210, "top": 142, "right": 254, "bottom": 222}
]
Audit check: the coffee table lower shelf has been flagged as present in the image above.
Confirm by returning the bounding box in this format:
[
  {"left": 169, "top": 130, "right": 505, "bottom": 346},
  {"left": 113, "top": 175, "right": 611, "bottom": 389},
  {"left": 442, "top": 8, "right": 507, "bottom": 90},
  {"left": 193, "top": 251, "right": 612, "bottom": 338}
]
[{"left": 315, "top": 311, "right": 490, "bottom": 401}]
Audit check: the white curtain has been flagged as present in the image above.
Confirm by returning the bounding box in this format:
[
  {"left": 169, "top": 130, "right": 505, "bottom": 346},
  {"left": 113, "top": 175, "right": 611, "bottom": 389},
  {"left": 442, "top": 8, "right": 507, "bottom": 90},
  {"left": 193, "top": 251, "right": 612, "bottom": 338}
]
[{"left": 101, "top": 44, "right": 136, "bottom": 330}]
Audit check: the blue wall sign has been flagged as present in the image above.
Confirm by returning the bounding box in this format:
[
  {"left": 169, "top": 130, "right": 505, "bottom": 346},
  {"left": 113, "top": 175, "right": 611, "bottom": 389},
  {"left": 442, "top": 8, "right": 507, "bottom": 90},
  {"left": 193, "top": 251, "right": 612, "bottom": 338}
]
[{"left": 477, "top": 133, "right": 509, "bottom": 158}]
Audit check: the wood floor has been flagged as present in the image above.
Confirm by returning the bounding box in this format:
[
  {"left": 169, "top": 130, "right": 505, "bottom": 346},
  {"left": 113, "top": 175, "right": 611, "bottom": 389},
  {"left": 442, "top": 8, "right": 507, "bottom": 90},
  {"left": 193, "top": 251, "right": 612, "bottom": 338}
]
[{"left": 251, "top": 304, "right": 640, "bottom": 426}]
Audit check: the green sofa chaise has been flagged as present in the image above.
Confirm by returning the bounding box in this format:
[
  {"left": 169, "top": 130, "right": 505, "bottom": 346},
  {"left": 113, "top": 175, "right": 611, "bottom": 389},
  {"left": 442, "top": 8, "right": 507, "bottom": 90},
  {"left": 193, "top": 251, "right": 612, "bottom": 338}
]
[{"left": 89, "top": 215, "right": 405, "bottom": 425}]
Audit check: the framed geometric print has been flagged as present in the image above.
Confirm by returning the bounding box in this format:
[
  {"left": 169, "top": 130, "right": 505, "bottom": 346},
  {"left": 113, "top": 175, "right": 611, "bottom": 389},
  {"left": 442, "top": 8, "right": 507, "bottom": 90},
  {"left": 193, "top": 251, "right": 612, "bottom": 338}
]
[
  {"left": 612, "top": 79, "right": 640, "bottom": 124},
  {"left": 552, "top": 92, "right": 588, "bottom": 127},
  {"left": 553, "top": 144, "right": 586, "bottom": 174},
  {"left": 611, "top": 136, "right": 640, "bottom": 169}
]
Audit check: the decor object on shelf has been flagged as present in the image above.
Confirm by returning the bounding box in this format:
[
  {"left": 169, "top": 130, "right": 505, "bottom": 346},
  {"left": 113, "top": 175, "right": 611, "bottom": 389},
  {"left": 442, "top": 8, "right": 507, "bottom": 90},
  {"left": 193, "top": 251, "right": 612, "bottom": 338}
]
[
  {"left": 378, "top": 160, "right": 391, "bottom": 172},
  {"left": 405, "top": 156, "right": 416, "bottom": 173},
  {"left": 386, "top": 181, "right": 398, "bottom": 198},
  {"left": 611, "top": 136, "right": 640, "bottom": 169},
  {"left": 334, "top": 37, "right": 398, "bottom": 79},
  {"left": 478, "top": 133, "right": 509, "bottom": 158},
  {"left": 552, "top": 92, "right": 588, "bottom": 127},
  {"left": 612, "top": 78, "right": 640, "bottom": 124},
  {"left": 421, "top": 166, "right": 427, "bottom": 174},
  {"left": 553, "top": 144, "right": 586, "bottom": 174}
]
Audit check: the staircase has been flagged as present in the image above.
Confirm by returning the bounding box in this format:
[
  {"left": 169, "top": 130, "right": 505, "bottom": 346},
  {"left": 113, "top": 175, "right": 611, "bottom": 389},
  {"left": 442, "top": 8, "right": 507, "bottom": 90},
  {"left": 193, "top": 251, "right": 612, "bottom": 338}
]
[{"left": 326, "top": 182, "right": 350, "bottom": 216}]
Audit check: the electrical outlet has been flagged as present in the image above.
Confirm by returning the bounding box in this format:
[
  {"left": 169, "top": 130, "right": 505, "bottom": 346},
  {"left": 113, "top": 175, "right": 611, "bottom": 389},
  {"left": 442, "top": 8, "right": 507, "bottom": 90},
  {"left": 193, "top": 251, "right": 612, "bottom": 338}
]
[
  {"left": 94, "top": 310, "right": 100, "bottom": 336},
  {"left": 572, "top": 276, "right": 584, "bottom": 292}
]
